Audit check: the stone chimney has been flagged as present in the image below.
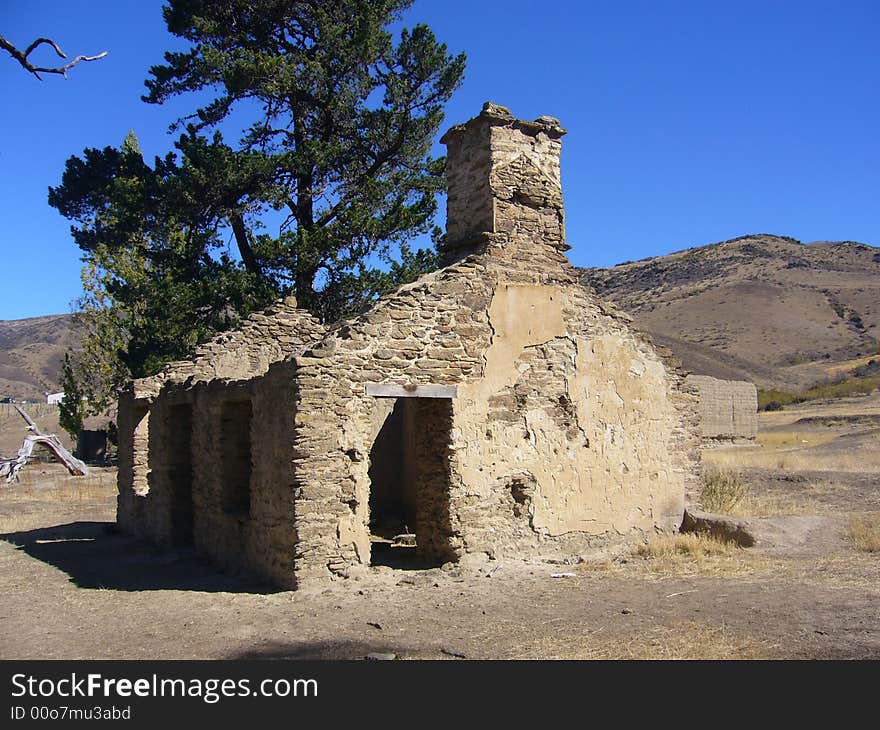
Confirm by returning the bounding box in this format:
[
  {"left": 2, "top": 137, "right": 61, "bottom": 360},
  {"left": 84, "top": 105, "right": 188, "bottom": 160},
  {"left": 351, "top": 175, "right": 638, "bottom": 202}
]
[{"left": 439, "top": 102, "right": 568, "bottom": 266}]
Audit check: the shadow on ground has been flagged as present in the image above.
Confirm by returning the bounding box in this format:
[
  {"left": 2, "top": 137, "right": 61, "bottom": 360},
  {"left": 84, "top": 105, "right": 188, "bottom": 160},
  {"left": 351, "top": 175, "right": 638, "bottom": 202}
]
[
  {"left": 229, "top": 639, "right": 427, "bottom": 660},
  {"left": 0, "top": 521, "right": 278, "bottom": 594}
]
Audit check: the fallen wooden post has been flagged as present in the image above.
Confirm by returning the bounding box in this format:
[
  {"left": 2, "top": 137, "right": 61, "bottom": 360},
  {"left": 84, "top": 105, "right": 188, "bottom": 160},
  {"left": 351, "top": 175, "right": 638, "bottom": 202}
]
[{"left": 0, "top": 406, "right": 89, "bottom": 483}]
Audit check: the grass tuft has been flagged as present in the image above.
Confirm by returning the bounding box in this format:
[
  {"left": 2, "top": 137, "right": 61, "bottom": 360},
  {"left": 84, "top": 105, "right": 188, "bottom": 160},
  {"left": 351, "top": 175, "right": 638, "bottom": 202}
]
[
  {"left": 635, "top": 533, "right": 738, "bottom": 560},
  {"left": 846, "top": 513, "right": 880, "bottom": 552},
  {"left": 701, "top": 466, "right": 748, "bottom": 513}
]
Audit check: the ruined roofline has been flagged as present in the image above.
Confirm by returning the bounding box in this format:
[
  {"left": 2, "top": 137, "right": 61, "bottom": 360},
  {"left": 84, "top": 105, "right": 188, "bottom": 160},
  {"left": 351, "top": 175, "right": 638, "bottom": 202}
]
[
  {"left": 129, "top": 294, "right": 324, "bottom": 400},
  {"left": 299, "top": 243, "right": 588, "bottom": 353},
  {"left": 439, "top": 101, "right": 567, "bottom": 143},
  {"left": 131, "top": 101, "right": 574, "bottom": 396}
]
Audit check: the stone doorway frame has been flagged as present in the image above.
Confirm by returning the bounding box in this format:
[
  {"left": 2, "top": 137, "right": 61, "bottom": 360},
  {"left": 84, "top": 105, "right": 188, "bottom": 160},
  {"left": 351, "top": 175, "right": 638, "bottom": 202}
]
[{"left": 365, "top": 384, "right": 458, "bottom": 567}]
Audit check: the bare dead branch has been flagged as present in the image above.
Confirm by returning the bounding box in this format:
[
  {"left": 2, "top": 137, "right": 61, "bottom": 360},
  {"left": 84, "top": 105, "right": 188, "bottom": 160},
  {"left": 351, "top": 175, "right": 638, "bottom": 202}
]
[
  {"left": 1, "top": 406, "right": 89, "bottom": 482},
  {"left": 22, "top": 37, "right": 66, "bottom": 59},
  {"left": 0, "top": 33, "right": 107, "bottom": 80}
]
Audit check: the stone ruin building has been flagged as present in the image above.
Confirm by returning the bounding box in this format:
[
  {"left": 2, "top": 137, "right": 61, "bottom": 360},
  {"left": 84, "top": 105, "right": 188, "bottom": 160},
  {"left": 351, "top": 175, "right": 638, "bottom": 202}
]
[
  {"left": 117, "top": 103, "right": 702, "bottom": 590},
  {"left": 684, "top": 375, "right": 758, "bottom": 442}
]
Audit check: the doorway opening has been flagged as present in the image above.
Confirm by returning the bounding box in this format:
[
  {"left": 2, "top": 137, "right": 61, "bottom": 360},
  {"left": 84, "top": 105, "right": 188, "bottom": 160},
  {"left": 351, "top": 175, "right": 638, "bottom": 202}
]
[{"left": 367, "top": 397, "right": 455, "bottom": 569}]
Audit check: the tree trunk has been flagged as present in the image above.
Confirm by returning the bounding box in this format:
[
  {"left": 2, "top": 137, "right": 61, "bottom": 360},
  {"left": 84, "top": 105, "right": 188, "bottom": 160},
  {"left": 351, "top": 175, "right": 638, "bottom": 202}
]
[{"left": 230, "top": 213, "right": 264, "bottom": 279}]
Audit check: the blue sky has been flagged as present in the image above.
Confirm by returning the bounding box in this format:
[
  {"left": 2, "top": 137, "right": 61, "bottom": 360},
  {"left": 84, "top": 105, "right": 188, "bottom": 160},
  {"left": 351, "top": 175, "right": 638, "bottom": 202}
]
[{"left": 1, "top": 0, "right": 878, "bottom": 320}]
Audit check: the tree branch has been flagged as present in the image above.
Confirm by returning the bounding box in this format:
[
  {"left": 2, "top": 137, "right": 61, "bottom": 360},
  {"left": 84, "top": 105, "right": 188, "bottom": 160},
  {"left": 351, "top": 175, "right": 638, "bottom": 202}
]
[
  {"left": 0, "top": 34, "right": 107, "bottom": 80},
  {"left": 314, "top": 127, "right": 409, "bottom": 229}
]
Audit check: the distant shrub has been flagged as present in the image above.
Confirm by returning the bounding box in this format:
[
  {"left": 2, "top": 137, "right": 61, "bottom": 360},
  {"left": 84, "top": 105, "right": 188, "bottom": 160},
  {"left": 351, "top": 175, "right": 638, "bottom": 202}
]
[
  {"left": 759, "top": 374, "right": 880, "bottom": 410},
  {"left": 758, "top": 389, "right": 799, "bottom": 410},
  {"left": 781, "top": 353, "right": 808, "bottom": 366},
  {"left": 852, "top": 360, "right": 879, "bottom": 378},
  {"left": 802, "top": 375, "right": 880, "bottom": 401},
  {"left": 728, "top": 233, "right": 801, "bottom": 244}
]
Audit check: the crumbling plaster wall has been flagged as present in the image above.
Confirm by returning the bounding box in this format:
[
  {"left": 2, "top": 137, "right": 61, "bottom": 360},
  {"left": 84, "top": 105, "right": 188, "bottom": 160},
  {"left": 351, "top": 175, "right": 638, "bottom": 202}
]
[
  {"left": 285, "top": 255, "right": 699, "bottom": 585},
  {"left": 455, "top": 281, "right": 686, "bottom": 543},
  {"left": 275, "top": 103, "right": 700, "bottom": 587},
  {"left": 685, "top": 374, "right": 758, "bottom": 441},
  {"left": 116, "top": 103, "right": 702, "bottom": 591}
]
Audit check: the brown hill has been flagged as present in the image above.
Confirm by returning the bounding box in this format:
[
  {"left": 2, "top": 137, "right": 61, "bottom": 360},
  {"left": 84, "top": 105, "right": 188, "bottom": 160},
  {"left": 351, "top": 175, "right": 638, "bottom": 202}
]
[
  {"left": 580, "top": 234, "right": 880, "bottom": 391},
  {"left": 3, "top": 234, "right": 878, "bottom": 400},
  {"left": 0, "top": 314, "right": 75, "bottom": 402}
]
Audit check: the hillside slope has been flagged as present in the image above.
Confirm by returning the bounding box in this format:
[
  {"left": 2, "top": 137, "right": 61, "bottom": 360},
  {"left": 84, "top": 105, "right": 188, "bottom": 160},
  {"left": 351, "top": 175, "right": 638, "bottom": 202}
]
[
  {"left": 580, "top": 234, "right": 880, "bottom": 390},
  {"left": 3, "top": 234, "right": 878, "bottom": 399},
  {"left": 0, "top": 314, "right": 75, "bottom": 401}
]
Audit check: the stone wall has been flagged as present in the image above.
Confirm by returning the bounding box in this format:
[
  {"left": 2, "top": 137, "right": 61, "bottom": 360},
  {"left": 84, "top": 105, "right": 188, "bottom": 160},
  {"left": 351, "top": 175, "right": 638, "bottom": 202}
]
[
  {"left": 116, "top": 298, "right": 324, "bottom": 561},
  {"left": 277, "top": 256, "right": 699, "bottom": 586},
  {"left": 440, "top": 102, "right": 567, "bottom": 265},
  {"left": 264, "top": 103, "right": 700, "bottom": 587},
  {"left": 116, "top": 393, "right": 149, "bottom": 537},
  {"left": 246, "top": 361, "right": 299, "bottom": 588},
  {"left": 116, "top": 103, "right": 702, "bottom": 591},
  {"left": 685, "top": 374, "right": 758, "bottom": 440},
  {"left": 157, "top": 296, "right": 325, "bottom": 386}
]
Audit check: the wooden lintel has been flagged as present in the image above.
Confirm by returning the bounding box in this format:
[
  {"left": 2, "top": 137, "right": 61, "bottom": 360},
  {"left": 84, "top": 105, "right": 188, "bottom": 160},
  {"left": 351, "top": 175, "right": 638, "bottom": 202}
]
[{"left": 365, "top": 384, "right": 457, "bottom": 399}]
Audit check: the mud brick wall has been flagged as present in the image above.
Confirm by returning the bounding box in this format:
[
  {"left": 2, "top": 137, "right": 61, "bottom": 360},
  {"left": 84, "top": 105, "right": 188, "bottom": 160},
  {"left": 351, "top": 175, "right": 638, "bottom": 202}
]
[{"left": 685, "top": 374, "right": 758, "bottom": 440}]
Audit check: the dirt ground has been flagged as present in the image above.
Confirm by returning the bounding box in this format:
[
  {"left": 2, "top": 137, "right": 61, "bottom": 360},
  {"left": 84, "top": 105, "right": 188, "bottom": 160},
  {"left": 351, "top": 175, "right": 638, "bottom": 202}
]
[{"left": 1, "top": 395, "right": 878, "bottom": 660}]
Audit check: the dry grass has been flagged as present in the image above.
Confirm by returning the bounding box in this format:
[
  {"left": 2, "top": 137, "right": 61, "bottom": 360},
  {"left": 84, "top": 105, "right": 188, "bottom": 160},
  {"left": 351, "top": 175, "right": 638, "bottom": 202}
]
[
  {"left": 0, "top": 477, "right": 115, "bottom": 504},
  {"left": 778, "top": 552, "right": 880, "bottom": 590},
  {"left": 701, "top": 466, "right": 748, "bottom": 513},
  {"left": 522, "top": 622, "right": 771, "bottom": 660},
  {"left": 569, "top": 532, "right": 775, "bottom": 579},
  {"left": 739, "top": 492, "right": 827, "bottom": 518},
  {"left": 703, "top": 443, "right": 880, "bottom": 473},
  {"left": 626, "top": 533, "right": 771, "bottom": 577},
  {"left": 846, "top": 513, "right": 880, "bottom": 552},
  {"left": 0, "top": 474, "right": 116, "bottom": 535},
  {"left": 699, "top": 464, "right": 830, "bottom": 517},
  {"left": 825, "top": 355, "right": 880, "bottom": 377},
  {"left": 755, "top": 432, "right": 837, "bottom": 450},
  {"left": 634, "top": 533, "right": 738, "bottom": 560}
]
